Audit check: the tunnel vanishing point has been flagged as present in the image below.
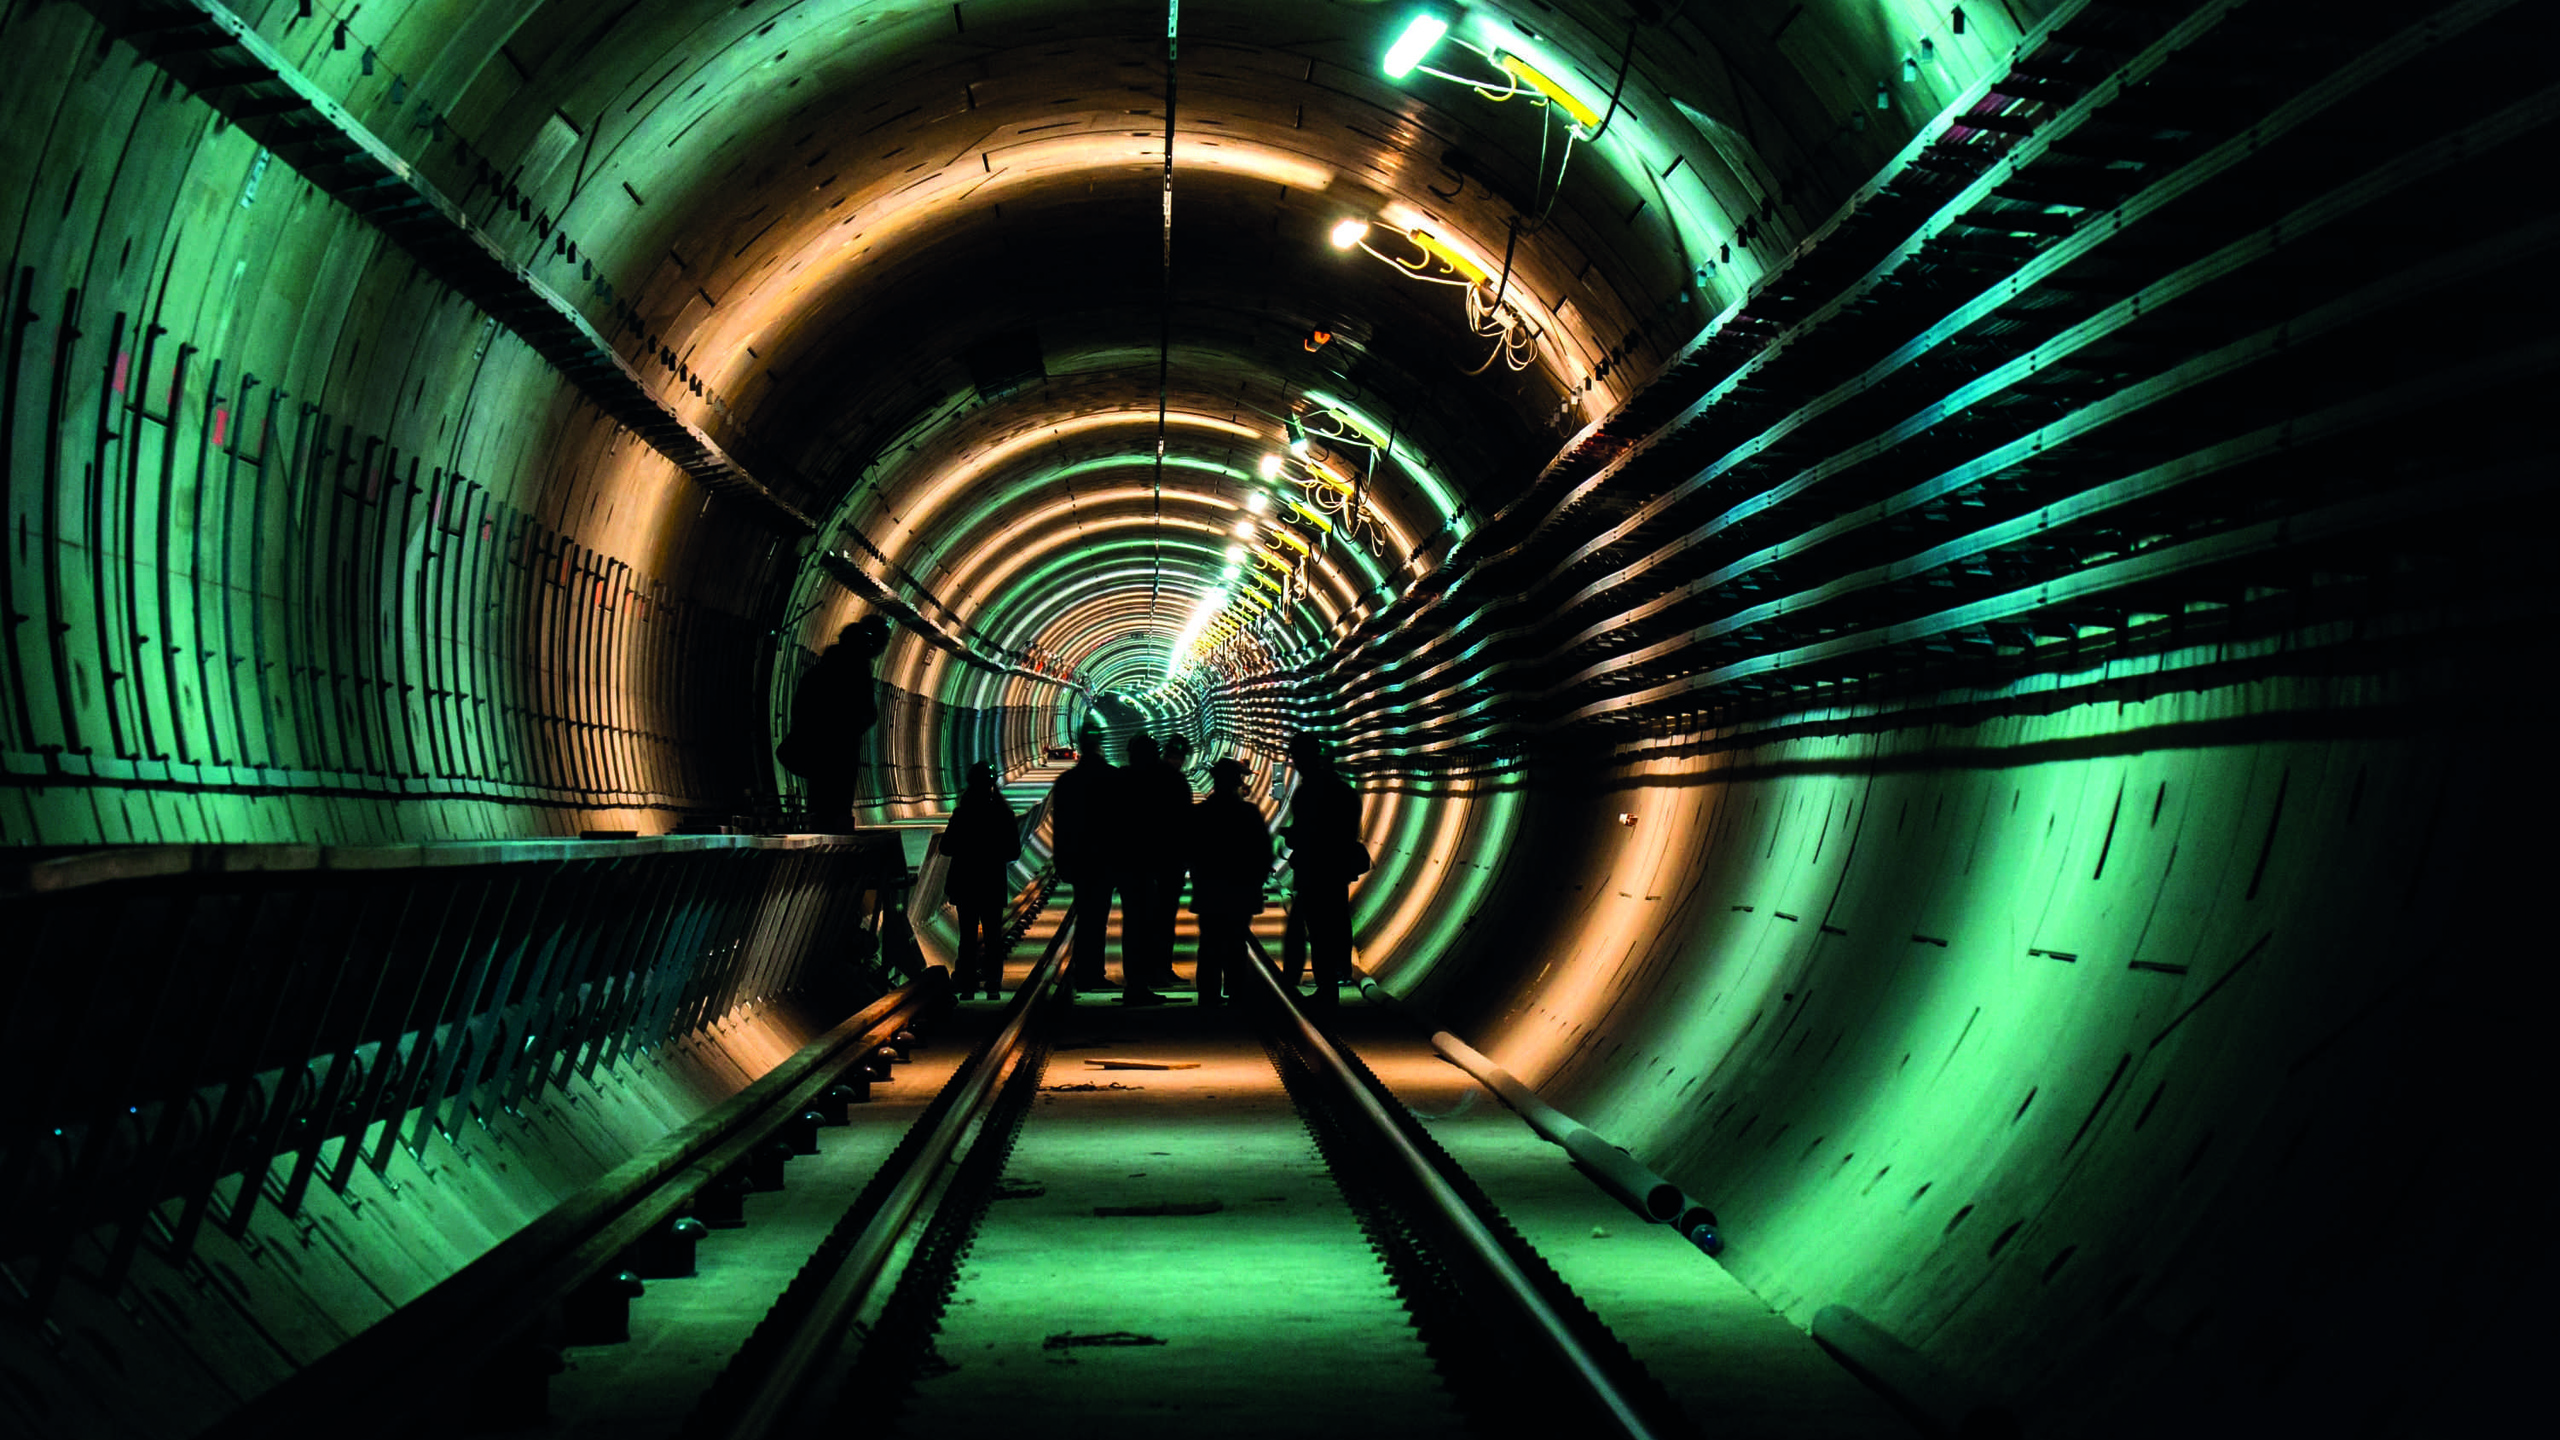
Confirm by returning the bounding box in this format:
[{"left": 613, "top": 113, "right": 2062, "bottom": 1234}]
[{"left": 0, "top": 0, "right": 2550, "bottom": 1435}]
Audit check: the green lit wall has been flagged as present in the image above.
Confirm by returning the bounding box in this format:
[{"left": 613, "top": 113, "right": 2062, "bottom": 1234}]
[
  {"left": 14, "top": 0, "right": 2534, "bottom": 1430},
  {"left": 1384, "top": 659, "right": 2525, "bottom": 1426}
]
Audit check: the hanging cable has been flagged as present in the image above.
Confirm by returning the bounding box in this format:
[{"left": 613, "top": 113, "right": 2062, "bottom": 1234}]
[
  {"left": 1588, "top": 1, "right": 1689, "bottom": 145},
  {"left": 1149, "top": 0, "right": 1179, "bottom": 631}
]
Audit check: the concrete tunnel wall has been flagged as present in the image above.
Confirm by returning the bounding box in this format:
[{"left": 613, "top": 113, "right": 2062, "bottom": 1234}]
[
  {"left": 2, "top": 0, "right": 2537, "bottom": 1433},
  {"left": 1365, "top": 657, "right": 2532, "bottom": 1431},
  {"left": 0, "top": 0, "right": 783, "bottom": 840},
  {"left": 0, "top": 0, "right": 1094, "bottom": 842}
]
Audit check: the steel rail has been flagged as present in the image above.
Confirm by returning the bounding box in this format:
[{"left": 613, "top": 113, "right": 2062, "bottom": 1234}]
[
  {"left": 705, "top": 903, "right": 1076, "bottom": 1440},
  {"left": 1231, "top": 935, "right": 1665, "bottom": 1440},
  {"left": 200, "top": 974, "right": 940, "bottom": 1439}
]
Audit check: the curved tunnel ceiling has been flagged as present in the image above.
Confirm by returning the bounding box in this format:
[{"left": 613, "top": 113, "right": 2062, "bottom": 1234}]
[
  {"left": 279, "top": 0, "right": 2022, "bottom": 712},
  {"left": 22, "top": 0, "right": 2543, "bottom": 1428}
]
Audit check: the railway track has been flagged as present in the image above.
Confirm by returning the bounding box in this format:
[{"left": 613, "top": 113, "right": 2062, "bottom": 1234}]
[
  {"left": 197, "top": 897, "right": 1731, "bottom": 1439},
  {"left": 659, "top": 911, "right": 1691, "bottom": 1440}
]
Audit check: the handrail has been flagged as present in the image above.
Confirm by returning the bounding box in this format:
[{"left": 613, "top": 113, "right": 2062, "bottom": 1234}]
[
  {"left": 708, "top": 901, "right": 1076, "bottom": 1440},
  {"left": 1235, "top": 935, "right": 1665, "bottom": 1440},
  {"left": 0, "top": 832, "right": 903, "bottom": 898}
]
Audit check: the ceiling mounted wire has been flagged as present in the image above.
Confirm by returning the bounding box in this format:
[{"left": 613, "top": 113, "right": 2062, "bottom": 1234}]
[{"left": 1150, "top": 0, "right": 1179, "bottom": 633}]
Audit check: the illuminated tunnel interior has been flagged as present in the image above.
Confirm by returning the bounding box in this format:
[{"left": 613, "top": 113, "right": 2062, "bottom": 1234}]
[{"left": 0, "top": 0, "right": 2546, "bottom": 1434}]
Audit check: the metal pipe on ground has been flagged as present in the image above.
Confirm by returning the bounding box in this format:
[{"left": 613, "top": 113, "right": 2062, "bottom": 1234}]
[
  {"left": 1352, "top": 967, "right": 1719, "bottom": 1251},
  {"left": 1427, "top": 1030, "right": 1688, "bottom": 1225}
]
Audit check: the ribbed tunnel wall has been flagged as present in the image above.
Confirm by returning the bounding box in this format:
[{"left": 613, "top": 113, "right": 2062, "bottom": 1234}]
[
  {"left": 3, "top": 0, "right": 2545, "bottom": 1432},
  {"left": 1372, "top": 668, "right": 2529, "bottom": 1431}
]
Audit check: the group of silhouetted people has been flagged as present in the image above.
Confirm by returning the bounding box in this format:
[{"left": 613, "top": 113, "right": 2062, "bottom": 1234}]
[
  {"left": 778, "top": 618, "right": 1366, "bottom": 1003},
  {"left": 946, "top": 728, "right": 1364, "bottom": 1004}
]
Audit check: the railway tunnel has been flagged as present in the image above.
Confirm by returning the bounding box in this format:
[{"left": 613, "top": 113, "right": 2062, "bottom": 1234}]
[{"left": 0, "top": 0, "right": 2547, "bottom": 1434}]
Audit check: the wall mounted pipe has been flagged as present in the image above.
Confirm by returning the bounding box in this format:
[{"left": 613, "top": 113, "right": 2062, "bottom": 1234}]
[{"left": 1348, "top": 965, "right": 1715, "bottom": 1244}]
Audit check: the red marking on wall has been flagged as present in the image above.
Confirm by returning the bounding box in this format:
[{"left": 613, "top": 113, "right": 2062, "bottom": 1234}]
[
  {"left": 112, "top": 350, "right": 130, "bottom": 393},
  {"left": 211, "top": 407, "right": 229, "bottom": 449}
]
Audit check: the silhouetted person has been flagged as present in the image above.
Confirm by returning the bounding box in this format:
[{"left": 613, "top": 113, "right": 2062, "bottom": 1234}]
[
  {"left": 1281, "top": 733, "right": 1365, "bottom": 1006},
  {"left": 1117, "top": 734, "right": 1191, "bottom": 1000},
  {"left": 779, "top": 615, "right": 889, "bottom": 831},
  {"left": 1188, "top": 758, "right": 1273, "bottom": 1005},
  {"left": 1048, "top": 726, "right": 1123, "bottom": 991},
  {"left": 941, "top": 762, "right": 1021, "bottom": 1000}
]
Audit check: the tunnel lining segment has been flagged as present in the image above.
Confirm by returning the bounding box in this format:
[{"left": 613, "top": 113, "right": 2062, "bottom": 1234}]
[
  {"left": 73, "top": 0, "right": 817, "bottom": 535},
  {"left": 1537, "top": 0, "right": 2105, "bottom": 490}
]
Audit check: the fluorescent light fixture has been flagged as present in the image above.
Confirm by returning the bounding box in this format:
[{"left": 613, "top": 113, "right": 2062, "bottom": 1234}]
[
  {"left": 1258, "top": 453, "right": 1284, "bottom": 479},
  {"left": 1232, "top": 520, "right": 1257, "bottom": 538},
  {"left": 1244, "top": 491, "right": 1271, "bottom": 514},
  {"left": 1406, "top": 228, "right": 1489, "bottom": 284},
  {"left": 1383, "top": 12, "right": 1450, "bottom": 78},
  {"left": 1330, "top": 217, "right": 1372, "bottom": 249},
  {"left": 1493, "top": 52, "right": 1600, "bottom": 129},
  {"left": 1225, "top": 544, "right": 1248, "bottom": 562},
  {"left": 1286, "top": 416, "right": 1311, "bottom": 456}
]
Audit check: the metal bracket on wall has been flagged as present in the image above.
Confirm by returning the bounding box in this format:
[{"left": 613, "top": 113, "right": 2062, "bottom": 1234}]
[
  {"left": 816, "top": 550, "right": 1087, "bottom": 693},
  {"left": 73, "top": 0, "right": 819, "bottom": 536}
]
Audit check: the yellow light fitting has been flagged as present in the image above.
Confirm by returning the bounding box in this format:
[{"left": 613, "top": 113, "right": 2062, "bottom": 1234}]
[
  {"left": 1283, "top": 496, "right": 1335, "bottom": 533},
  {"left": 1271, "top": 527, "right": 1313, "bottom": 556},
  {"left": 1495, "top": 52, "right": 1601, "bottom": 129},
  {"left": 1406, "top": 228, "right": 1488, "bottom": 284},
  {"left": 1310, "top": 403, "right": 1390, "bottom": 449}
]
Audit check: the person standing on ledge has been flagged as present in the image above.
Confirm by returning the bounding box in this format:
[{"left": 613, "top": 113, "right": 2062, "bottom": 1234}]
[
  {"left": 778, "top": 615, "right": 890, "bottom": 831},
  {"left": 1048, "top": 725, "right": 1124, "bottom": 993},
  {"left": 941, "top": 762, "right": 1022, "bottom": 1000},
  {"left": 1189, "top": 757, "right": 1273, "bottom": 1006},
  {"left": 1281, "top": 732, "right": 1365, "bottom": 1006}
]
